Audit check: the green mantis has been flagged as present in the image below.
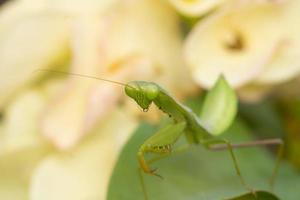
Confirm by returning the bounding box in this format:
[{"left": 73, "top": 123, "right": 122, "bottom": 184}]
[
  {"left": 36, "top": 69, "right": 283, "bottom": 199},
  {"left": 125, "top": 76, "right": 283, "bottom": 197}
]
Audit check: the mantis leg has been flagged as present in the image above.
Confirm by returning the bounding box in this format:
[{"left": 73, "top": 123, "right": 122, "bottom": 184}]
[
  {"left": 138, "top": 168, "right": 149, "bottom": 200},
  {"left": 202, "top": 139, "right": 254, "bottom": 192},
  {"left": 137, "top": 122, "right": 186, "bottom": 200},
  {"left": 207, "top": 138, "right": 284, "bottom": 190},
  {"left": 138, "top": 143, "right": 190, "bottom": 200},
  {"left": 147, "top": 143, "right": 191, "bottom": 165},
  {"left": 137, "top": 121, "right": 186, "bottom": 178}
]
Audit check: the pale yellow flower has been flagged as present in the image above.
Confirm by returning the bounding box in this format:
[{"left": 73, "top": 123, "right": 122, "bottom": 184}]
[
  {"left": 0, "top": 12, "right": 70, "bottom": 107},
  {"left": 184, "top": 1, "right": 300, "bottom": 92},
  {"left": 0, "top": 80, "right": 61, "bottom": 199},
  {"left": 0, "top": 0, "right": 195, "bottom": 199},
  {"left": 40, "top": 0, "right": 195, "bottom": 150},
  {"left": 103, "top": 0, "right": 195, "bottom": 97},
  {"left": 255, "top": 1, "right": 300, "bottom": 84},
  {"left": 30, "top": 109, "right": 136, "bottom": 200}
]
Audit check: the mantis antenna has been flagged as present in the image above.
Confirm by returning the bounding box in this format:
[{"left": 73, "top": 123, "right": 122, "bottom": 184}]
[{"left": 33, "top": 69, "right": 129, "bottom": 87}]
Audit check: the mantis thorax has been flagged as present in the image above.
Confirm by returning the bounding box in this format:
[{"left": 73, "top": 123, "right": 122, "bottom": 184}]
[{"left": 125, "top": 81, "right": 159, "bottom": 110}]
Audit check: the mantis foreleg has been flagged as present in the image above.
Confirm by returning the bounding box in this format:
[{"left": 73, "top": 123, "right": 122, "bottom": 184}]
[
  {"left": 138, "top": 143, "right": 190, "bottom": 200},
  {"left": 137, "top": 121, "right": 186, "bottom": 200},
  {"left": 138, "top": 168, "right": 149, "bottom": 200},
  {"left": 147, "top": 143, "right": 191, "bottom": 165},
  {"left": 137, "top": 121, "right": 186, "bottom": 178}
]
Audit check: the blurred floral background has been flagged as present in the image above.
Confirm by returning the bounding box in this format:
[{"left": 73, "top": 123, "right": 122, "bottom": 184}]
[{"left": 0, "top": 0, "right": 300, "bottom": 199}]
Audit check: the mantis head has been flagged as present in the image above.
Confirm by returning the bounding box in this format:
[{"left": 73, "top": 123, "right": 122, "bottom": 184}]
[
  {"left": 33, "top": 69, "right": 160, "bottom": 111},
  {"left": 125, "top": 81, "right": 159, "bottom": 111}
]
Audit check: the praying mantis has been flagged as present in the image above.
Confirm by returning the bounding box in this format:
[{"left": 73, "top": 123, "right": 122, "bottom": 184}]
[
  {"left": 124, "top": 75, "right": 283, "bottom": 199},
  {"left": 36, "top": 69, "right": 283, "bottom": 199}
]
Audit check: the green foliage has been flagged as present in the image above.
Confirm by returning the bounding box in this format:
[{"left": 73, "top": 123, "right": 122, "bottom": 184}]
[
  {"left": 107, "top": 120, "right": 300, "bottom": 200},
  {"left": 239, "top": 100, "right": 285, "bottom": 138},
  {"left": 227, "top": 191, "right": 279, "bottom": 200}
]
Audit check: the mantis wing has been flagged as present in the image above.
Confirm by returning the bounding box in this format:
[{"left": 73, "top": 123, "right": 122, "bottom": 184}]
[{"left": 199, "top": 75, "right": 237, "bottom": 135}]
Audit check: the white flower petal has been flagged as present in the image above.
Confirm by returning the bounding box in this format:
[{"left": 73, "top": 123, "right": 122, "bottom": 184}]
[
  {"left": 47, "top": 0, "right": 119, "bottom": 16},
  {"left": 2, "top": 90, "right": 45, "bottom": 152},
  {"left": 40, "top": 18, "right": 115, "bottom": 149},
  {"left": 0, "top": 79, "right": 64, "bottom": 153},
  {"left": 105, "top": 0, "right": 195, "bottom": 96},
  {"left": 255, "top": 1, "right": 300, "bottom": 84},
  {"left": 30, "top": 109, "right": 137, "bottom": 200},
  {"left": 0, "top": 0, "right": 47, "bottom": 29},
  {"left": 168, "top": 0, "right": 228, "bottom": 17},
  {"left": 184, "top": 3, "right": 286, "bottom": 88},
  {"left": 40, "top": 0, "right": 193, "bottom": 150},
  {"left": 0, "top": 13, "right": 70, "bottom": 107},
  {"left": 0, "top": 147, "right": 48, "bottom": 200}
]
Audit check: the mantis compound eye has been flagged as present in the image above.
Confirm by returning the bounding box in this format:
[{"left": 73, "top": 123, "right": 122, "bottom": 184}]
[
  {"left": 125, "top": 81, "right": 152, "bottom": 110},
  {"left": 146, "top": 84, "right": 159, "bottom": 100},
  {"left": 124, "top": 82, "right": 138, "bottom": 99}
]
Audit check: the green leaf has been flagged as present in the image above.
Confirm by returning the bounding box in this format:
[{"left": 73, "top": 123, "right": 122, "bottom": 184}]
[
  {"left": 107, "top": 121, "right": 300, "bottom": 200},
  {"left": 239, "top": 100, "right": 285, "bottom": 138},
  {"left": 200, "top": 75, "right": 237, "bottom": 135},
  {"left": 227, "top": 191, "right": 279, "bottom": 200}
]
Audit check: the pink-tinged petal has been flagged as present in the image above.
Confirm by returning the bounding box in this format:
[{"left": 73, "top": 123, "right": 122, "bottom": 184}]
[
  {"left": 41, "top": 56, "right": 156, "bottom": 150},
  {"left": 41, "top": 18, "right": 156, "bottom": 149},
  {"left": 41, "top": 18, "right": 107, "bottom": 149}
]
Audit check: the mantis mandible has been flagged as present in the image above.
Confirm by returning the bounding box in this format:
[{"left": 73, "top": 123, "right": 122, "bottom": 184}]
[{"left": 36, "top": 69, "right": 283, "bottom": 199}]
